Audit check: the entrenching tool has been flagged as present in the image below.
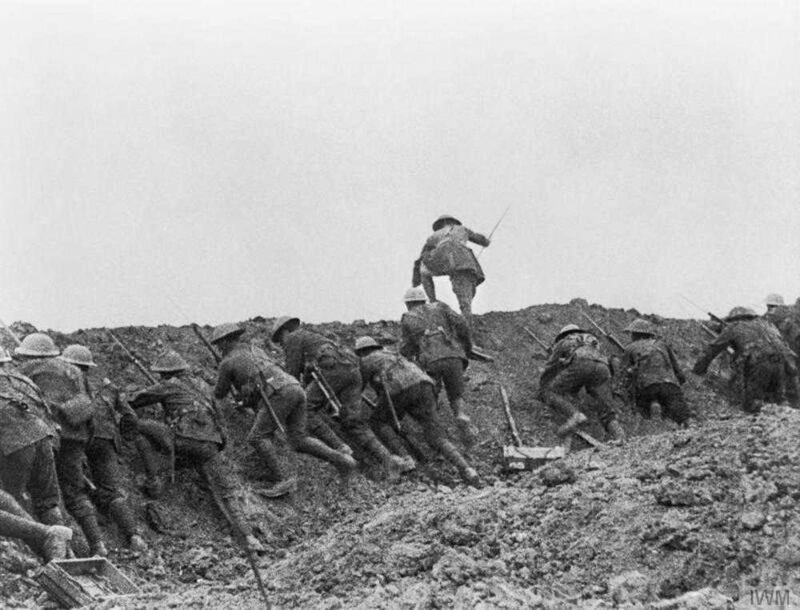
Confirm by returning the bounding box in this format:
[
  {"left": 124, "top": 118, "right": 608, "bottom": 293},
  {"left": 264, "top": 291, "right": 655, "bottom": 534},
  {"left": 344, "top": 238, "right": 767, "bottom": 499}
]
[
  {"left": 379, "top": 372, "right": 403, "bottom": 432},
  {"left": 499, "top": 385, "right": 564, "bottom": 471}
]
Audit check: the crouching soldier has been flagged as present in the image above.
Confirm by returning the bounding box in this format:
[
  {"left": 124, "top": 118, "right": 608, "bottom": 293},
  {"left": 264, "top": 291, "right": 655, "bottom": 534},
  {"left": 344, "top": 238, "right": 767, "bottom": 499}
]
[
  {"left": 0, "top": 347, "right": 65, "bottom": 529},
  {"left": 210, "top": 323, "right": 356, "bottom": 495},
  {"left": 16, "top": 333, "right": 108, "bottom": 556},
  {"left": 59, "top": 345, "right": 147, "bottom": 551},
  {"left": 399, "top": 287, "right": 478, "bottom": 447},
  {"left": 272, "top": 317, "right": 407, "bottom": 477},
  {"left": 693, "top": 307, "right": 799, "bottom": 412},
  {"left": 129, "top": 351, "right": 263, "bottom": 552},
  {"left": 538, "top": 325, "right": 626, "bottom": 442},
  {"left": 0, "top": 487, "right": 72, "bottom": 563},
  {"left": 621, "top": 319, "right": 692, "bottom": 425},
  {"left": 354, "top": 337, "right": 478, "bottom": 484}
]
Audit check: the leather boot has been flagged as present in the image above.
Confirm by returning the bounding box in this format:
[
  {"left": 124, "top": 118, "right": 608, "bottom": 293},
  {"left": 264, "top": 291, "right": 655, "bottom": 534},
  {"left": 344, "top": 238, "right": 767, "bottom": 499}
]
[
  {"left": 254, "top": 440, "right": 296, "bottom": 497},
  {"left": 42, "top": 526, "right": 74, "bottom": 562},
  {"left": 605, "top": 420, "right": 626, "bottom": 443},
  {"left": 649, "top": 401, "right": 662, "bottom": 419},
  {"left": 77, "top": 513, "right": 108, "bottom": 557},
  {"left": 439, "top": 439, "right": 477, "bottom": 484},
  {"left": 451, "top": 398, "right": 478, "bottom": 448},
  {"left": 299, "top": 437, "right": 357, "bottom": 479},
  {"left": 108, "top": 498, "right": 147, "bottom": 551}
]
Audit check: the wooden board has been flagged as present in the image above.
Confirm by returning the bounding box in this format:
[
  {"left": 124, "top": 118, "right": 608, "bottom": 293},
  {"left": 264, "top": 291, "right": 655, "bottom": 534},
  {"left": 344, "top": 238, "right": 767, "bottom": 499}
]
[
  {"left": 36, "top": 557, "right": 139, "bottom": 608},
  {"left": 502, "top": 445, "right": 565, "bottom": 472}
]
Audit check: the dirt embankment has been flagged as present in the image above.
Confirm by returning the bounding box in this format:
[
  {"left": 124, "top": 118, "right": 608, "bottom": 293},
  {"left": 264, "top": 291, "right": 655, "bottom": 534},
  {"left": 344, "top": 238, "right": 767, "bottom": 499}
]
[{"left": 1, "top": 301, "right": 787, "bottom": 608}]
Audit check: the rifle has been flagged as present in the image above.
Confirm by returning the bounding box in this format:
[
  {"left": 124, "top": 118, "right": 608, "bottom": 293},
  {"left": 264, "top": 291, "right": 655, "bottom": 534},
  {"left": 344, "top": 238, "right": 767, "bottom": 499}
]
[
  {"left": 249, "top": 348, "right": 286, "bottom": 436},
  {"left": 522, "top": 326, "right": 549, "bottom": 352},
  {"left": 579, "top": 311, "right": 626, "bottom": 353},
  {"left": 309, "top": 364, "right": 342, "bottom": 417},
  {"left": 192, "top": 324, "right": 222, "bottom": 364},
  {"left": 678, "top": 294, "right": 726, "bottom": 327},
  {"left": 476, "top": 205, "right": 510, "bottom": 260},
  {"left": 106, "top": 329, "right": 175, "bottom": 484}
]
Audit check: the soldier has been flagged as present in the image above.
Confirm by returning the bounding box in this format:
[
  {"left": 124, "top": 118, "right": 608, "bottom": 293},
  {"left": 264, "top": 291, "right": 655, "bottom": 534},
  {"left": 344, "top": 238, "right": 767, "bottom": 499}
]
[
  {"left": 693, "top": 307, "right": 799, "bottom": 412},
  {"left": 413, "top": 214, "right": 490, "bottom": 331},
  {"left": 128, "top": 350, "right": 263, "bottom": 552},
  {"left": 538, "top": 325, "right": 626, "bottom": 442},
  {"left": 210, "top": 323, "right": 356, "bottom": 495},
  {"left": 60, "top": 345, "right": 146, "bottom": 551},
  {"left": 0, "top": 347, "right": 64, "bottom": 528},
  {"left": 0, "top": 487, "right": 72, "bottom": 563},
  {"left": 621, "top": 319, "right": 691, "bottom": 425},
  {"left": 764, "top": 293, "right": 800, "bottom": 357},
  {"left": 271, "top": 316, "right": 407, "bottom": 476},
  {"left": 16, "top": 333, "right": 108, "bottom": 557},
  {"left": 399, "top": 287, "right": 478, "bottom": 446},
  {"left": 354, "top": 336, "right": 478, "bottom": 484}
]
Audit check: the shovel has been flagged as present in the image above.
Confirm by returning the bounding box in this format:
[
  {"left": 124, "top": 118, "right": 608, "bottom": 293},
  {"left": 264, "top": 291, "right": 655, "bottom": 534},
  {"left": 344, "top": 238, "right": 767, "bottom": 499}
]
[{"left": 499, "top": 385, "right": 564, "bottom": 471}]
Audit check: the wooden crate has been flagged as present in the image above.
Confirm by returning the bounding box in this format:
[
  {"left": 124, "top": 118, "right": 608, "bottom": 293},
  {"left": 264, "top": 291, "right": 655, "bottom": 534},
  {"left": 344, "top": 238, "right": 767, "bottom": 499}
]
[
  {"left": 502, "top": 445, "right": 565, "bottom": 472},
  {"left": 36, "top": 557, "right": 139, "bottom": 608}
]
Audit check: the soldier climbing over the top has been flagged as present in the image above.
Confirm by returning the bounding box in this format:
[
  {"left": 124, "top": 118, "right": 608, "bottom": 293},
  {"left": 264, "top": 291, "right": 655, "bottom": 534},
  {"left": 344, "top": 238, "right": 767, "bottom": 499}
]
[
  {"left": 271, "top": 317, "right": 408, "bottom": 477},
  {"left": 412, "top": 214, "right": 490, "bottom": 332},
  {"left": 60, "top": 345, "right": 147, "bottom": 551},
  {"left": 693, "top": 307, "right": 799, "bottom": 413},
  {"left": 538, "top": 325, "right": 626, "bottom": 444},
  {"left": 620, "top": 319, "right": 692, "bottom": 426},
  {"left": 211, "top": 323, "right": 357, "bottom": 496},
  {"left": 128, "top": 350, "right": 264, "bottom": 552},
  {"left": 16, "top": 333, "right": 109, "bottom": 557},
  {"left": 399, "top": 287, "right": 479, "bottom": 448},
  {"left": 354, "top": 336, "right": 478, "bottom": 484}
]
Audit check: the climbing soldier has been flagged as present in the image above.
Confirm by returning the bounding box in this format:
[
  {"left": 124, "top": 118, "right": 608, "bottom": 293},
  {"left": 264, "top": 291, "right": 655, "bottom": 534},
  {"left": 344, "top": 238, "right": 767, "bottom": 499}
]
[
  {"left": 16, "top": 333, "right": 108, "bottom": 557},
  {"left": 271, "top": 316, "right": 407, "bottom": 476},
  {"left": 0, "top": 347, "right": 65, "bottom": 529},
  {"left": 538, "top": 325, "right": 626, "bottom": 443},
  {"left": 764, "top": 294, "right": 800, "bottom": 357},
  {"left": 210, "top": 323, "right": 356, "bottom": 495},
  {"left": 0, "top": 487, "right": 72, "bottom": 563},
  {"left": 412, "top": 214, "right": 490, "bottom": 331},
  {"left": 693, "top": 307, "right": 799, "bottom": 412},
  {"left": 354, "top": 336, "right": 478, "bottom": 484},
  {"left": 128, "top": 350, "right": 263, "bottom": 551},
  {"left": 60, "top": 345, "right": 147, "bottom": 551},
  {"left": 620, "top": 319, "right": 692, "bottom": 425},
  {"left": 399, "top": 287, "right": 478, "bottom": 447}
]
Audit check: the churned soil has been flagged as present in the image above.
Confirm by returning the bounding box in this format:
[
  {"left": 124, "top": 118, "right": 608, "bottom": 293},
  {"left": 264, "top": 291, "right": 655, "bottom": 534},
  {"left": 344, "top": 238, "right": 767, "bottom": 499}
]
[{"left": 1, "top": 301, "right": 792, "bottom": 608}]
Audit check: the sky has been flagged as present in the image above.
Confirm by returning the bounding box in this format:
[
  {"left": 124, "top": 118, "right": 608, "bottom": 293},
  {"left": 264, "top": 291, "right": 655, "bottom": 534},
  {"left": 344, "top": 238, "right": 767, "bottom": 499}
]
[{"left": 1, "top": 0, "right": 798, "bottom": 331}]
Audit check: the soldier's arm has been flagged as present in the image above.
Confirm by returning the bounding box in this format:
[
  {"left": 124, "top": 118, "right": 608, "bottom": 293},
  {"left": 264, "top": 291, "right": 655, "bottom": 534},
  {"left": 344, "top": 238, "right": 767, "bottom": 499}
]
[
  {"left": 128, "top": 383, "right": 167, "bottom": 409},
  {"left": 466, "top": 228, "right": 490, "bottom": 247},
  {"left": 692, "top": 330, "right": 732, "bottom": 375},
  {"left": 665, "top": 343, "right": 686, "bottom": 384}
]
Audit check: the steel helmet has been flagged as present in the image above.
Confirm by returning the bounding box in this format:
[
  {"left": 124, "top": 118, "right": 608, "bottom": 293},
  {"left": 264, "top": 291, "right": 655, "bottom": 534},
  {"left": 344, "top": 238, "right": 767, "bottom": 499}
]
[
  {"left": 765, "top": 293, "right": 785, "bottom": 307},
  {"left": 354, "top": 336, "right": 382, "bottom": 355},
  {"left": 0, "top": 347, "right": 11, "bottom": 363},
  {"left": 60, "top": 344, "right": 97, "bottom": 368},
  {"left": 432, "top": 214, "right": 462, "bottom": 231},
  {"left": 555, "top": 324, "right": 583, "bottom": 342},
  {"left": 270, "top": 316, "right": 300, "bottom": 343},
  {"left": 403, "top": 287, "right": 427, "bottom": 303},
  {"left": 151, "top": 350, "right": 189, "bottom": 373},
  {"left": 209, "top": 323, "right": 245, "bottom": 344},
  {"left": 14, "top": 333, "right": 60, "bottom": 357},
  {"left": 624, "top": 318, "right": 656, "bottom": 336},
  {"left": 726, "top": 306, "right": 757, "bottom": 322}
]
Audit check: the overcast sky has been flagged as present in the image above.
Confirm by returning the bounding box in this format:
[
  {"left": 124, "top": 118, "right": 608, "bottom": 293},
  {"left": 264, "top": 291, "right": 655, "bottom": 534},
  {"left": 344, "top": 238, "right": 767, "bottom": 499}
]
[{"left": 1, "top": 0, "right": 798, "bottom": 331}]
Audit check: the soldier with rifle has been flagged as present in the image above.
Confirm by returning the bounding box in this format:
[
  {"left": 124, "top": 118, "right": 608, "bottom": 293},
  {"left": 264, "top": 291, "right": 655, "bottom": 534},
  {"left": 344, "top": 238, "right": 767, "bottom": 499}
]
[
  {"left": 537, "top": 324, "right": 626, "bottom": 443},
  {"left": 210, "top": 323, "right": 356, "bottom": 495},
  {"left": 60, "top": 345, "right": 147, "bottom": 551},
  {"left": 16, "top": 333, "right": 109, "bottom": 557},
  {"left": 127, "top": 350, "right": 263, "bottom": 551},
  {"left": 693, "top": 307, "right": 800, "bottom": 413},
  {"left": 620, "top": 319, "right": 692, "bottom": 425},
  {"left": 412, "top": 214, "right": 492, "bottom": 332},
  {"left": 399, "top": 287, "right": 479, "bottom": 448},
  {"left": 271, "top": 316, "right": 407, "bottom": 477},
  {"left": 354, "top": 336, "right": 478, "bottom": 484},
  {"left": 0, "top": 346, "right": 65, "bottom": 531}
]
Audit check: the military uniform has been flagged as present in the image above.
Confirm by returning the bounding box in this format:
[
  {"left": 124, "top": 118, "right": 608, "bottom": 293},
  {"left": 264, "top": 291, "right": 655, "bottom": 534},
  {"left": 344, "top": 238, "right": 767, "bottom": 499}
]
[
  {"left": 693, "top": 315, "right": 799, "bottom": 412},
  {"left": 539, "top": 330, "right": 623, "bottom": 439},
  {"left": 214, "top": 342, "right": 355, "bottom": 484},
  {"left": 357, "top": 343, "right": 476, "bottom": 482},
  {"left": 129, "top": 371, "right": 256, "bottom": 546},
  {"left": 19, "top": 357, "right": 106, "bottom": 553},
  {"left": 0, "top": 369, "right": 63, "bottom": 525},
  {"left": 622, "top": 337, "right": 690, "bottom": 424},
  {"left": 0, "top": 487, "right": 72, "bottom": 563},
  {"left": 416, "top": 219, "right": 490, "bottom": 329},
  {"left": 765, "top": 305, "right": 800, "bottom": 357}
]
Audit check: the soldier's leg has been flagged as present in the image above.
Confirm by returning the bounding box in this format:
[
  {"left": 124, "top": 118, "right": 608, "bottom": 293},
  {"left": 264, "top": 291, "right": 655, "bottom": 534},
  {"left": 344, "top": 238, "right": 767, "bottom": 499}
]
[
  {"left": 542, "top": 367, "right": 587, "bottom": 435},
  {"left": 450, "top": 271, "right": 476, "bottom": 331},
  {"left": 430, "top": 358, "right": 476, "bottom": 446},
  {"left": 134, "top": 420, "right": 172, "bottom": 498},
  {"left": 27, "top": 438, "right": 65, "bottom": 526},
  {"left": 305, "top": 380, "right": 352, "bottom": 453},
  {"left": 420, "top": 265, "right": 436, "bottom": 301},
  {"left": 86, "top": 439, "right": 145, "bottom": 549},
  {"left": 742, "top": 359, "right": 767, "bottom": 413},
  {"left": 655, "top": 383, "right": 691, "bottom": 425},
  {"left": 0, "top": 489, "right": 72, "bottom": 562},
  {"left": 56, "top": 440, "right": 107, "bottom": 556},
  {"left": 246, "top": 400, "right": 285, "bottom": 483},
  {"left": 585, "top": 363, "right": 625, "bottom": 441}
]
